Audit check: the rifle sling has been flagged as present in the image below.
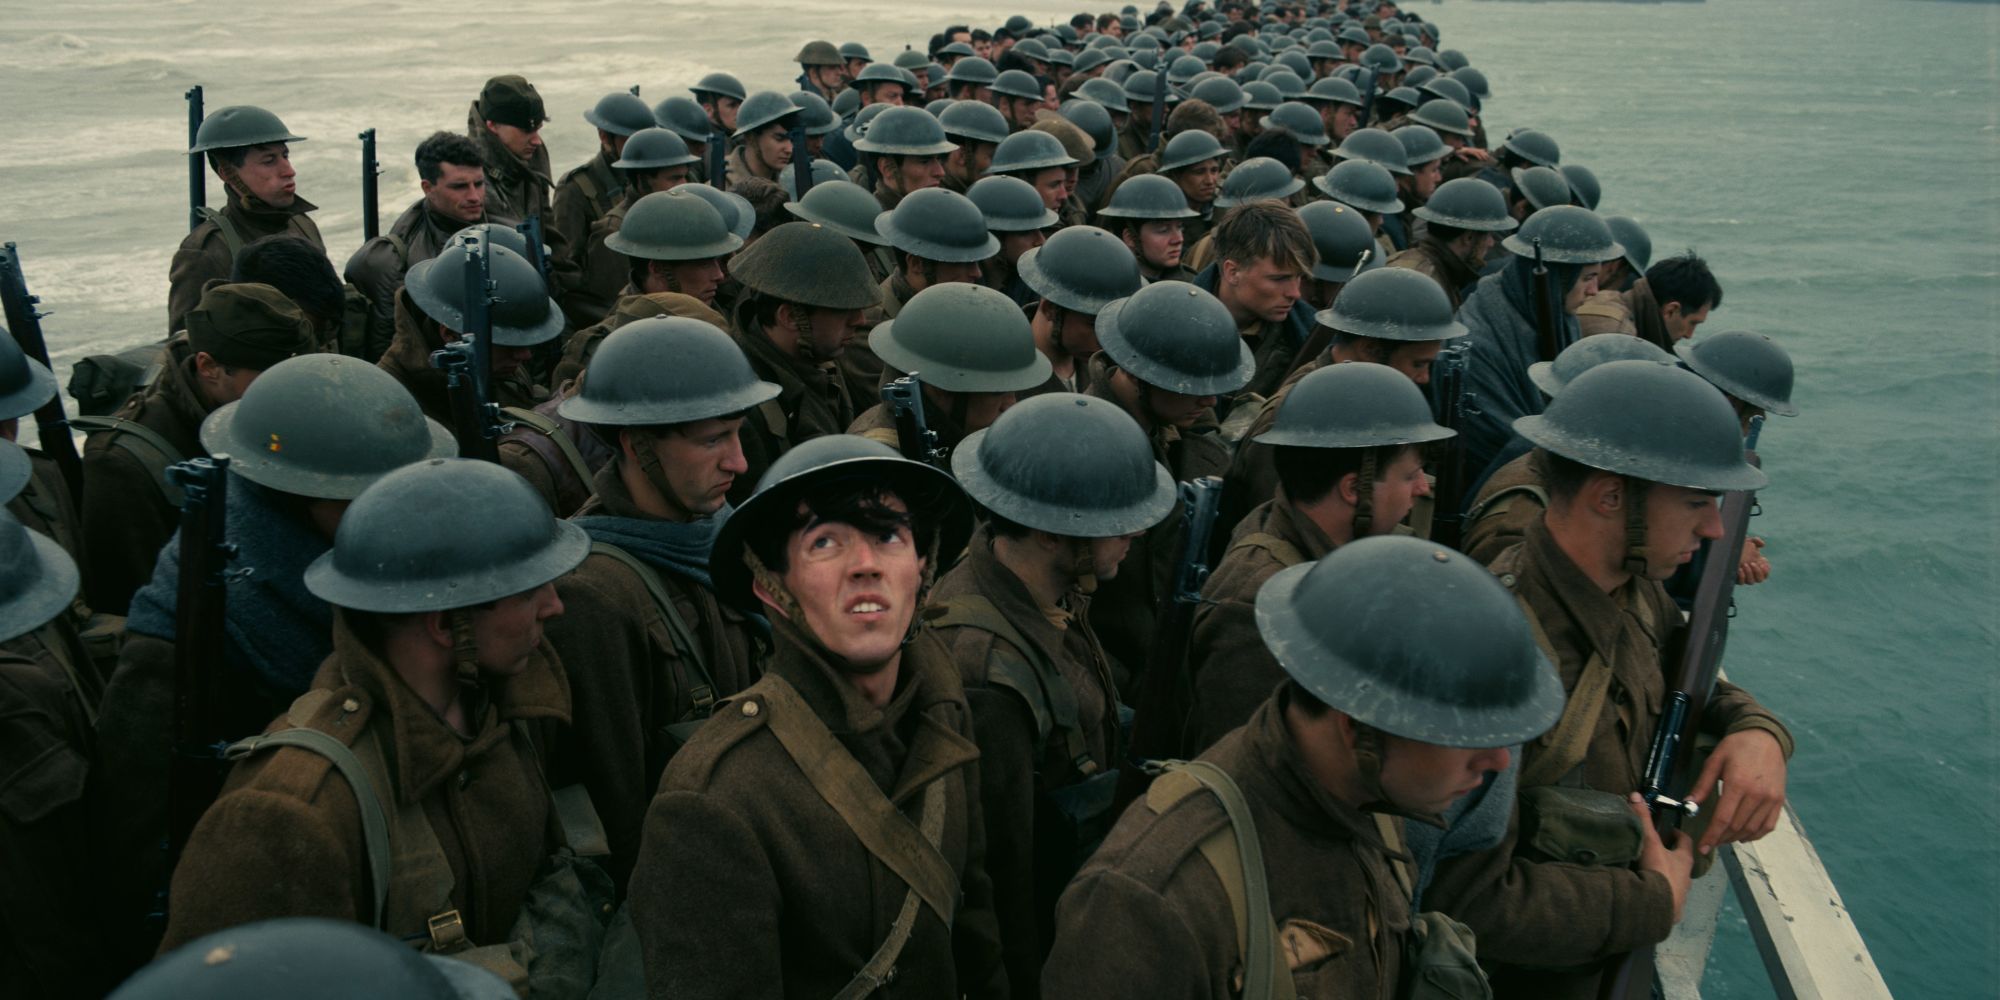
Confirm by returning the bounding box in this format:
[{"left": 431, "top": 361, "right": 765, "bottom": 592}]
[
  {"left": 588, "top": 542, "right": 719, "bottom": 720},
  {"left": 69, "top": 414, "right": 190, "bottom": 507},
  {"left": 1146, "top": 760, "right": 1297, "bottom": 1000}
]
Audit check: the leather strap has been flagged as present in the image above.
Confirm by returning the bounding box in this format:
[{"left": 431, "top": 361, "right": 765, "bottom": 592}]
[
  {"left": 69, "top": 414, "right": 189, "bottom": 506},
  {"left": 1514, "top": 594, "right": 1614, "bottom": 789},
  {"left": 589, "top": 541, "right": 718, "bottom": 718},
  {"left": 832, "top": 780, "right": 947, "bottom": 1000},
  {"left": 1148, "top": 760, "right": 1297, "bottom": 1000},
  {"left": 500, "top": 405, "right": 597, "bottom": 499},
  {"left": 926, "top": 594, "right": 1093, "bottom": 774}
]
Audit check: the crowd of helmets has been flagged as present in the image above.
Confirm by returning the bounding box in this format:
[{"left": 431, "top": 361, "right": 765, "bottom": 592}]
[{"left": 0, "top": 0, "right": 1810, "bottom": 996}]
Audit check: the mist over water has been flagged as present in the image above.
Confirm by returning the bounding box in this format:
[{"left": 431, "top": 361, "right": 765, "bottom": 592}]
[{"left": 3, "top": 0, "right": 1995, "bottom": 994}]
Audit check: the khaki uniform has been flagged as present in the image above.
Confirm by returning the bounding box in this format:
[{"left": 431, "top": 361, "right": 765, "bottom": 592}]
[
  {"left": 79, "top": 336, "right": 210, "bottom": 614},
  {"left": 729, "top": 320, "right": 856, "bottom": 506},
  {"left": 1182, "top": 231, "right": 1218, "bottom": 273},
  {"left": 469, "top": 107, "right": 554, "bottom": 229},
  {"left": 1425, "top": 521, "right": 1794, "bottom": 999},
  {"left": 494, "top": 384, "right": 614, "bottom": 519},
  {"left": 551, "top": 288, "right": 729, "bottom": 389},
  {"left": 842, "top": 271, "right": 915, "bottom": 408},
  {"left": 565, "top": 191, "right": 641, "bottom": 329},
  {"left": 1084, "top": 355, "right": 1233, "bottom": 689},
  {"left": 1577, "top": 279, "right": 1673, "bottom": 350},
  {"left": 725, "top": 143, "right": 782, "bottom": 187},
  {"left": 551, "top": 148, "right": 625, "bottom": 280},
  {"left": 1187, "top": 495, "right": 1335, "bottom": 751},
  {"left": 847, "top": 389, "right": 970, "bottom": 459},
  {"left": 343, "top": 200, "right": 477, "bottom": 360},
  {"left": 167, "top": 189, "right": 324, "bottom": 334},
  {"left": 0, "top": 651, "right": 119, "bottom": 998},
  {"left": 1385, "top": 233, "right": 1482, "bottom": 312},
  {"left": 375, "top": 288, "right": 550, "bottom": 426},
  {"left": 1043, "top": 692, "right": 1412, "bottom": 998},
  {"left": 1460, "top": 450, "right": 1544, "bottom": 565},
  {"left": 927, "top": 535, "right": 1121, "bottom": 992},
  {"left": 541, "top": 465, "right": 763, "bottom": 886},
  {"left": 159, "top": 612, "right": 566, "bottom": 953},
  {"left": 628, "top": 622, "right": 1008, "bottom": 999},
  {"left": 1219, "top": 354, "right": 1325, "bottom": 531},
  {"left": 1117, "top": 118, "right": 1151, "bottom": 161}
]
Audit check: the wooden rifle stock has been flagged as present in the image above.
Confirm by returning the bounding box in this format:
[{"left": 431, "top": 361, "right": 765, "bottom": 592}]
[{"left": 163, "top": 456, "right": 234, "bottom": 878}]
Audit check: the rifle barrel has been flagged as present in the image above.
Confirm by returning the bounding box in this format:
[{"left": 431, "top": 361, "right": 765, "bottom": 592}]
[
  {"left": 359, "top": 128, "right": 380, "bottom": 242},
  {"left": 164, "top": 455, "right": 232, "bottom": 867},
  {"left": 0, "top": 243, "right": 84, "bottom": 502},
  {"left": 186, "top": 85, "right": 205, "bottom": 233}
]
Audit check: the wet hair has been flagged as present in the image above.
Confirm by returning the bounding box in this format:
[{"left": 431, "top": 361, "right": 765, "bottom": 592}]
[
  {"left": 415, "top": 131, "right": 484, "bottom": 184},
  {"left": 1645, "top": 252, "right": 1723, "bottom": 313},
  {"left": 1214, "top": 200, "right": 1316, "bottom": 275},
  {"left": 231, "top": 235, "right": 345, "bottom": 325},
  {"left": 745, "top": 477, "right": 938, "bottom": 575},
  {"left": 1274, "top": 442, "right": 1412, "bottom": 505}
]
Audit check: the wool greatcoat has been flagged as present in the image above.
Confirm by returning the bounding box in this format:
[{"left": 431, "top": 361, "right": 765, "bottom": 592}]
[{"left": 629, "top": 621, "right": 1008, "bottom": 1000}]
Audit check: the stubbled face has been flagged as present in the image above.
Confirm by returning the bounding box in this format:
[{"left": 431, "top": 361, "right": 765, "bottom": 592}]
[
  {"left": 1456, "top": 230, "right": 1497, "bottom": 271},
  {"left": 888, "top": 154, "right": 947, "bottom": 195},
  {"left": 1364, "top": 446, "right": 1430, "bottom": 535},
  {"left": 229, "top": 143, "right": 297, "bottom": 207},
  {"left": 948, "top": 142, "right": 996, "bottom": 186},
  {"left": 1172, "top": 159, "right": 1223, "bottom": 205},
  {"left": 1223, "top": 256, "right": 1303, "bottom": 323},
  {"left": 1383, "top": 340, "right": 1444, "bottom": 386},
  {"left": 422, "top": 162, "right": 487, "bottom": 224},
  {"left": 469, "top": 582, "right": 564, "bottom": 677},
  {"left": 1377, "top": 734, "right": 1510, "bottom": 817},
  {"left": 794, "top": 304, "right": 865, "bottom": 360},
  {"left": 927, "top": 259, "right": 983, "bottom": 286},
  {"left": 1642, "top": 482, "right": 1724, "bottom": 580},
  {"left": 486, "top": 123, "right": 543, "bottom": 161},
  {"left": 704, "top": 96, "right": 742, "bottom": 131},
  {"left": 640, "top": 417, "right": 749, "bottom": 516},
  {"left": 999, "top": 228, "right": 1045, "bottom": 265},
  {"left": 1085, "top": 533, "right": 1139, "bottom": 581},
  {"left": 1563, "top": 263, "right": 1603, "bottom": 314},
  {"left": 777, "top": 494, "right": 924, "bottom": 671}
]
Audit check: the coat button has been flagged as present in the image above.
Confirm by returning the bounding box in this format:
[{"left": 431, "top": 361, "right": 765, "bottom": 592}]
[
  {"left": 741, "top": 701, "right": 760, "bottom": 717},
  {"left": 341, "top": 698, "right": 360, "bottom": 712}
]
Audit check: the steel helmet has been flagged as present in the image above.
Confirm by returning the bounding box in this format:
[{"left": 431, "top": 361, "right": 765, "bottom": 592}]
[
  {"left": 1190, "top": 76, "right": 1246, "bottom": 114},
  {"left": 946, "top": 56, "right": 1000, "bottom": 87},
  {"left": 1016, "top": 226, "right": 1144, "bottom": 314},
  {"left": 1501, "top": 206, "right": 1624, "bottom": 264},
  {"left": 1393, "top": 124, "right": 1448, "bottom": 166},
  {"left": 1603, "top": 215, "right": 1653, "bottom": 274},
  {"left": 796, "top": 40, "right": 844, "bottom": 67},
  {"left": 1559, "top": 164, "right": 1602, "bottom": 210},
  {"left": 1241, "top": 80, "right": 1284, "bottom": 112},
  {"left": 867, "top": 283, "right": 1052, "bottom": 393},
  {"left": 1510, "top": 166, "right": 1573, "bottom": 213},
  {"left": 1159, "top": 129, "right": 1227, "bottom": 172},
  {"left": 730, "top": 221, "right": 881, "bottom": 311},
  {"left": 1528, "top": 333, "right": 1673, "bottom": 399},
  {"left": 1317, "top": 267, "right": 1467, "bottom": 342},
  {"left": 953, "top": 393, "right": 1177, "bottom": 537},
  {"left": 987, "top": 130, "right": 1079, "bottom": 175},
  {"left": 605, "top": 189, "right": 743, "bottom": 261},
  {"left": 0, "top": 332, "right": 56, "bottom": 421},
  {"left": 674, "top": 183, "right": 755, "bottom": 240},
  {"left": 1059, "top": 99, "right": 1116, "bottom": 153},
  {"left": 1094, "top": 281, "right": 1256, "bottom": 396},
  {"left": 1255, "top": 361, "right": 1454, "bottom": 449},
  {"left": 1330, "top": 127, "right": 1411, "bottom": 176},
  {"left": 1298, "top": 201, "right": 1381, "bottom": 282},
  {"left": 1306, "top": 76, "right": 1366, "bottom": 108},
  {"left": 1409, "top": 98, "right": 1473, "bottom": 138},
  {"left": 1214, "top": 156, "right": 1305, "bottom": 207},
  {"left": 1262, "top": 102, "right": 1331, "bottom": 145},
  {"left": 776, "top": 159, "right": 848, "bottom": 200},
  {"left": 1097, "top": 173, "right": 1199, "bottom": 221},
  {"left": 651, "top": 97, "right": 712, "bottom": 143},
  {"left": 1313, "top": 158, "right": 1402, "bottom": 215},
  {"left": 878, "top": 187, "right": 1003, "bottom": 261},
  {"left": 583, "top": 91, "right": 656, "bottom": 136},
  {"left": 991, "top": 69, "right": 1046, "bottom": 102},
  {"left": 1412, "top": 177, "right": 1515, "bottom": 232},
  {"left": 1078, "top": 77, "right": 1133, "bottom": 114},
  {"left": 0, "top": 505, "right": 77, "bottom": 644},
  {"left": 108, "top": 918, "right": 485, "bottom": 1000},
  {"left": 1675, "top": 332, "right": 1800, "bottom": 417},
  {"left": 1514, "top": 360, "right": 1769, "bottom": 491},
  {"left": 690, "top": 72, "right": 747, "bottom": 103},
  {"left": 732, "top": 92, "right": 803, "bottom": 138},
  {"left": 968, "top": 175, "right": 1061, "bottom": 232},
  {"left": 940, "top": 100, "right": 1009, "bottom": 145},
  {"left": 404, "top": 241, "right": 564, "bottom": 346},
  {"left": 559, "top": 318, "right": 781, "bottom": 427},
  {"left": 188, "top": 105, "right": 305, "bottom": 154},
  {"left": 610, "top": 127, "right": 698, "bottom": 170},
  {"left": 1501, "top": 127, "right": 1560, "bottom": 167},
  {"left": 784, "top": 180, "right": 891, "bottom": 246},
  {"left": 853, "top": 106, "right": 959, "bottom": 157},
  {"left": 787, "top": 92, "right": 843, "bottom": 136}
]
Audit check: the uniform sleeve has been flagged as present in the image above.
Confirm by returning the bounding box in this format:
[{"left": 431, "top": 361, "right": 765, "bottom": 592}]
[
  {"left": 541, "top": 569, "right": 654, "bottom": 891},
  {"left": 1702, "top": 679, "right": 1794, "bottom": 760},
  {"left": 166, "top": 231, "right": 228, "bottom": 335},
  {"left": 1188, "top": 576, "right": 1285, "bottom": 754},
  {"left": 962, "top": 680, "right": 1045, "bottom": 998},
  {"left": 629, "top": 789, "right": 784, "bottom": 1000},
  {"left": 1040, "top": 869, "right": 1212, "bottom": 1000},
  {"left": 80, "top": 441, "right": 178, "bottom": 616}
]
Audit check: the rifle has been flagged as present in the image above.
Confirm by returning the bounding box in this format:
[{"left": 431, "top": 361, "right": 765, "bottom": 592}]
[
  {"left": 516, "top": 214, "right": 550, "bottom": 282},
  {"left": 881, "top": 373, "right": 944, "bottom": 468},
  {"left": 161, "top": 456, "right": 237, "bottom": 883},
  {"left": 1428, "top": 341, "right": 1477, "bottom": 549},
  {"left": 790, "top": 119, "right": 816, "bottom": 199},
  {"left": 185, "top": 85, "right": 205, "bottom": 233},
  {"left": 1600, "top": 443, "right": 1762, "bottom": 1000},
  {"left": 1113, "top": 476, "right": 1224, "bottom": 812},
  {"left": 428, "top": 235, "right": 504, "bottom": 462},
  {"left": 1529, "top": 237, "right": 1562, "bottom": 363},
  {"left": 0, "top": 243, "right": 84, "bottom": 503},
  {"left": 707, "top": 128, "right": 729, "bottom": 188},
  {"left": 629, "top": 83, "right": 641, "bottom": 97},
  {"left": 1149, "top": 65, "right": 1169, "bottom": 152},
  {"left": 1358, "top": 68, "right": 1377, "bottom": 128},
  {"left": 358, "top": 128, "right": 381, "bottom": 242}
]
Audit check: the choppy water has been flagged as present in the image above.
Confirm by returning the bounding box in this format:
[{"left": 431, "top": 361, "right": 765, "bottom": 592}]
[{"left": 3, "top": 0, "right": 1996, "bottom": 994}]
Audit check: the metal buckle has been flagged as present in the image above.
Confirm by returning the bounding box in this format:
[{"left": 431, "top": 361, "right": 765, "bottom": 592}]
[{"left": 427, "top": 909, "right": 468, "bottom": 952}]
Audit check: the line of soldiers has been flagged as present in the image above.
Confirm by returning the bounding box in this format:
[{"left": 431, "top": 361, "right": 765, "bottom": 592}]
[{"left": 2, "top": 1, "right": 1808, "bottom": 998}]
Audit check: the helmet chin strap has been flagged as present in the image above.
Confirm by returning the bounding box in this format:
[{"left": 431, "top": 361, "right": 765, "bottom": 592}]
[
  {"left": 1620, "top": 476, "right": 1650, "bottom": 578},
  {"left": 631, "top": 430, "right": 698, "bottom": 522},
  {"left": 1350, "top": 447, "right": 1379, "bottom": 538},
  {"left": 447, "top": 609, "right": 482, "bottom": 684},
  {"left": 1065, "top": 535, "right": 1101, "bottom": 596},
  {"left": 1351, "top": 721, "right": 1447, "bottom": 826}
]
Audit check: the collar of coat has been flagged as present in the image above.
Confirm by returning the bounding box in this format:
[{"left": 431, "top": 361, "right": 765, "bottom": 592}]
[
  {"left": 1240, "top": 687, "right": 1421, "bottom": 847},
  {"left": 222, "top": 185, "right": 320, "bottom": 226},
  {"left": 322, "top": 607, "right": 572, "bottom": 805},
  {"left": 1515, "top": 516, "right": 1668, "bottom": 669},
  {"left": 1265, "top": 489, "right": 1339, "bottom": 561}
]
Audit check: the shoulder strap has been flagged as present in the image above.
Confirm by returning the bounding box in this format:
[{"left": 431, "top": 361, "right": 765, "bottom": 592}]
[
  {"left": 756, "top": 397, "right": 789, "bottom": 439},
  {"left": 573, "top": 171, "right": 601, "bottom": 206},
  {"left": 751, "top": 675, "right": 960, "bottom": 927},
  {"left": 500, "top": 406, "right": 598, "bottom": 497},
  {"left": 833, "top": 780, "right": 948, "bottom": 1000},
  {"left": 1513, "top": 594, "right": 1614, "bottom": 788},
  {"left": 1149, "top": 760, "right": 1296, "bottom": 1000},
  {"left": 1372, "top": 813, "right": 1415, "bottom": 900},
  {"left": 226, "top": 723, "right": 394, "bottom": 925},
  {"left": 927, "top": 594, "right": 1092, "bottom": 773},
  {"left": 1235, "top": 531, "right": 1307, "bottom": 569},
  {"left": 589, "top": 541, "right": 718, "bottom": 717},
  {"left": 1464, "top": 483, "right": 1551, "bottom": 525},
  {"left": 196, "top": 207, "right": 247, "bottom": 259},
  {"left": 70, "top": 414, "right": 189, "bottom": 506},
  {"left": 383, "top": 231, "right": 410, "bottom": 270}
]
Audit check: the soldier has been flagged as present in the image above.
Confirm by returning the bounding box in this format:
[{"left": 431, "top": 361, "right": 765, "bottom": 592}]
[
  {"left": 116, "top": 918, "right": 515, "bottom": 1000},
  {"left": 941, "top": 100, "right": 1009, "bottom": 193},
  {"left": 1059, "top": 99, "right": 1123, "bottom": 211},
  {"left": 928, "top": 393, "right": 1178, "bottom": 993},
  {"left": 725, "top": 92, "right": 802, "bottom": 186},
  {"left": 1026, "top": 115, "right": 1097, "bottom": 228},
  {"left": 1182, "top": 157, "right": 1306, "bottom": 273},
  {"left": 158, "top": 458, "right": 598, "bottom": 975},
  {"left": 94, "top": 355, "right": 454, "bottom": 960},
  {"left": 652, "top": 96, "right": 715, "bottom": 181},
  {"left": 1455, "top": 205, "right": 1626, "bottom": 481},
  {"left": 0, "top": 505, "right": 119, "bottom": 997},
  {"left": 849, "top": 282, "right": 1051, "bottom": 458},
  {"left": 1305, "top": 75, "right": 1367, "bottom": 144},
  {"left": 467, "top": 75, "right": 554, "bottom": 227},
  {"left": 0, "top": 335, "right": 77, "bottom": 572},
  {"left": 725, "top": 221, "right": 881, "bottom": 501},
  {"left": 1260, "top": 101, "right": 1333, "bottom": 177},
  {"left": 1381, "top": 124, "right": 1447, "bottom": 251},
  {"left": 379, "top": 237, "right": 561, "bottom": 423},
  {"left": 1577, "top": 251, "right": 1722, "bottom": 349},
  {"left": 344, "top": 132, "right": 490, "bottom": 351},
  {"left": 1081, "top": 280, "right": 1251, "bottom": 684},
  {"left": 1589, "top": 215, "right": 1653, "bottom": 297},
  {"left": 629, "top": 435, "right": 1006, "bottom": 999},
  {"left": 1017, "top": 226, "right": 1144, "bottom": 397},
  {"left": 168, "top": 105, "right": 322, "bottom": 334},
  {"left": 1505, "top": 164, "right": 1573, "bottom": 229},
  {"left": 1474, "top": 126, "right": 1559, "bottom": 201},
  {"left": 554, "top": 189, "right": 738, "bottom": 386},
  {"left": 551, "top": 91, "right": 657, "bottom": 280},
  {"left": 843, "top": 187, "right": 999, "bottom": 405},
  {"left": 1096, "top": 173, "right": 1201, "bottom": 283},
  {"left": 841, "top": 41, "right": 874, "bottom": 82},
  {"left": 1157, "top": 129, "right": 1228, "bottom": 247},
  {"left": 1460, "top": 335, "right": 1674, "bottom": 564},
  {"left": 968, "top": 175, "right": 1058, "bottom": 308},
  {"left": 992, "top": 70, "right": 1048, "bottom": 132},
  {"left": 1190, "top": 200, "right": 1318, "bottom": 404},
  {"left": 692, "top": 72, "right": 747, "bottom": 134},
  {"left": 986, "top": 130, "right": 1079, "bottom": 231},
  {"left": 787, "top": 92, "right": 843, "bottom": 161},
  {"left": 1383, "top": 175, "right": 1515, "bottom": 310},
  {"left": 796, "top": 40, "right": 849, "bottom": 102},
  {"left": 1428, "top": 361, "right": 1793, "bottom": 1000},
  {"left": 1045, "top": 534, "right": 1565, "bottom": 998},
  {"left": 1297, "top": 200, "right": 1382, "bottom": 310},
  {"left": 784, "top": 179, "right": 897, "bottom": 282},
  {"left": 1190, "top": 362, "right": 1453, "bottom": 748},
  {"left": 1118, "top": 70, "right": 1174, "bottom": 160},
  {"left": 854, "top": 106, "right": 959, "bottom": 211},
  {"left": 540, "top": 319, "right": 775, "bottom": 886},
  {"left": 1313, "top": 158, "right": 1403, "bottom": 252},
  {"left": 945, "top": 55, "right": 1001, "bottom": 104},
  {"left": 80, "top": 283, "right": 317, "bottom": 615}
]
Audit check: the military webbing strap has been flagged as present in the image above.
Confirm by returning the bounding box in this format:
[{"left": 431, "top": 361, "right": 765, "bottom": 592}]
[
  {"left": 833, "top": 779, "right": 947, "bottom": 1000},
  {"left": 499, "top": 406, "right": 597, "bottom": 498},
  {"left": 196, "top": 207, "right": 247, "bottom": 259},
  {"left": 1513, "top": 594, "right": 1614, "bottom": 789},
  {"left": 1463, "top": 483, "right": 1551, "bottom": 525},
  {"left": 1236, "top": 531, "right": 1307, "bottom": 570},
  {"left": 1372, "top": 813, "right": 1416, "bottom": 901},
  {"left": 588, "top": 541, "right": 719, "bottom": 724},
  {"left": 754, "top": 674, "right": 960, "bottom": 927},
  {"left": 68, "top": 415, "right": 189, "bottom": 507},
  {"left": 926, "top": 594, "right": 1096, "bottom": 777},
  {"left": 1146, "top": 760, "right": 1297, "bottom": 1000}
]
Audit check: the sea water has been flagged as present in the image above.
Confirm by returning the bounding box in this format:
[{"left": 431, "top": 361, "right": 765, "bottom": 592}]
[{"left": 1, "top": 0, "right": 1994, "bottom": 994}]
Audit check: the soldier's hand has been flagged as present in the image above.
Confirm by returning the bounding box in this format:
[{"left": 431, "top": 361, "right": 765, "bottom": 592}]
[
  {"left": 1631, "top": 792, "right": 1695, "bottom": 921},
  {"left": 1737, "top": 536, "right": 1771, "bottom": 585},
  {"left": 1686, "top": 729, "right": 1788, "bottom": 854},
  {"left": 1451, "top": 147, "right": 1493, "bottom": 164}
]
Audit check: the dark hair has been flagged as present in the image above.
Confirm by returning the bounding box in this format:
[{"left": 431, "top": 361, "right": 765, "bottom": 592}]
[
  {"left": 1244, "top": 131, "right": 1303, "bottom": 175},
  {"left": 1536, "top": 447, "right": 1609, "bottom": 504},
  {"left": 971, "top": 28, "right": 992, "bottom": 42},
  {"left": 415, "top": 131, "right": 484, "bottom": 184},
  {"left": 1096, "top": 13, "right": 1119, "bottom": 30},
  {"left": 744, "top": 477, "right": 936, "bottom": 574},
  {"left": 1274, "top": 442, "right": 1411, "bottom": 505},
  {"left": 927, "top": 33, "right": 950, "bottom": 57},
  {"left": 1286, "top": 678, "right": 1332, "bottom": 716},
  {"left": 1222, "top": 23, "right": 1254, "bottom": 43},
  {"left": 1644, "top": 252, "right": 1723, "bottom": 313},
  {"left": 1070, "top": 13, "right": 1094, "bottom": 30},
  {"left": 231, "top": 235, "right": 345, "bottom": 325},
  {"left": 206, "top": 147, "right": 253, "bottom": 172},
  {"left": 1213, "top": 46, "right": 1250, "bottom": 70},
  {"left": 996, "top": 49, "right": 1036, "bottom": 74}
]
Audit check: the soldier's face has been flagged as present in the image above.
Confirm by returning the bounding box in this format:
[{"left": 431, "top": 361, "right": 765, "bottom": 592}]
[
  {"left": 891, "top": 154, "right": 947, "bottom": 195},
  {"left": 1173, "top": 160, "right": 1223, "bottom": 205},
  {"left": 753, "top": 126, "right": 793, "bottom": 170},
  {"left": 1377, "top": 734, "right": 1510, "bottom": 818},
  {"left": 1382, "top": 340, "right": 1442, "bottom": 386},
  {"left": 422, "top": 163, "right": 487, "bottom": 225},
  {"left": 776, "top": 494, "right": 923, "bottom": 671},
  {"left": 959, "top": 390, "right": 1017, "bottom": 432},
  {"left": 704, "top": 96, "right": 741, "bottom": 131},
  {"left": 1028, "top": 168, "right": 1069, "bottom": 211},
  {"left": 1409, "top": 157, "right": 1442, "bottom": 200},
  {"left": 949, "top": 142, "right": 996, "bottom": 184},
  {"left": 1128, "top": 221, "right": 1185, "bottom": 271},
  {"left": 1363, "top": 446, "right": 1429, "bottom": 535},
  {"left": 231, "top": 143, "right": 297, "bottom": 207},
  {"left": 1222, "top": 255, "right": 1303, "bottom": 323},
  {"left": 1085, "top": 533, "right": 1140, "bottom": 580},
  {"left": 669, "top": 258, "right": 727, "bottom": 305},
  {"left": 999, "top": 229, "right": 1045, "bottom": 265},
  {"left": 466, "top": 582, "right": 564, "bottom": 678},
  {"left": 643, "top": 417, "right": 750, "bottom": 517},
  {"left": 486, "top": 122, "right": 543, "bottom": 161},
  {"left": 1642, "top": 483, "right": 1724, "bottom": 580},
  {"left": 1662, "top": 301, "right": 1711, "bottom": 342},
  {"left": 792, "top": 304, "right": 865, "bottom": 360},
  {"left": 1056, "top": 307, "right": 1101, "bottom": 356},
  {"left": 1563, "top": 264, "right": 1603, "bottom": 314},
  {"left": 929, "top": 259, "right": 983, "bottom": 285},
  {"left": 1456, "top": 231, "right": 1496, "bottom": 270},
  {"left": 869, "top": 85, "right": 905, "bottom": 108},
  {"left": 1330, "top": 104, "right": 1360, "bottom": 140},
  {"left": 847, "top": 59, "right": 871, "bottom": 79},
  {"left": 1144, "top": 384, "right": 1217, "bottom": 431},
  {"left": 641, "top": 166, "right": 691, "bottom": 194},
  {"left": 1220, "top": 110, "right": 1244, "bottom": 135}
]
